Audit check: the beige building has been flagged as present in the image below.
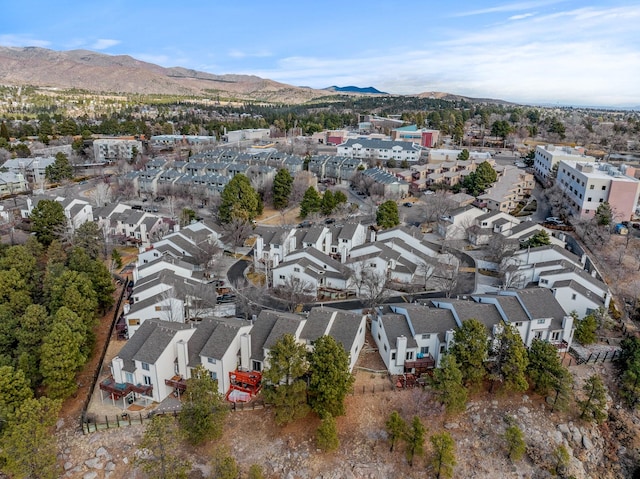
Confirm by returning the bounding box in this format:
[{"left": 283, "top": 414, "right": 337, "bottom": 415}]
[{"left": 478, "top": 166, "right": 534, "bottom": 213}]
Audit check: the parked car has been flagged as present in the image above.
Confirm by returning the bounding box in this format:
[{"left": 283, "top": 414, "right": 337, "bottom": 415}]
[
  {"left": 217, "top": 293, "right": 236, "bottom": 304},
  {"left": 298, "top": 220, "right": 313, "bottom": 228},
  {"left": 545, "top": 216, "right": 565, "bottom": 225},
  {"left": 324, "top": 218, "right": 335, "bottom": 225},
  {"left": 403, "top": 202, "right": 413, "bottom": 207},
  {"left": 154, "top": 196, "right": 165, "bottom": 202}
]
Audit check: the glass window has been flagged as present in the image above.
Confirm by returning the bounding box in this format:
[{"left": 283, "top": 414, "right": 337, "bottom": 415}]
[
  {"left": 207, "top": 357, "right": 216, "bottom": 364},
  {"left": 141, "top": 362, "right": 150, "bottom": 371},
  {"left": 143, "top": 375, "right": 152, "bottom": 385}
]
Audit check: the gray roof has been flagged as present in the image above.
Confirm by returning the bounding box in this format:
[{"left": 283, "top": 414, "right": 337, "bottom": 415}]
[
  {"left": 431, "top": 299, "right": 503, "bottom": 332},
  {"left": 118, "top": 319, "right": 191, "bottom": 371},
  {"left": 303, "top": 308, "right": 364, "bottom": 352},
  {"left": 551, "top": 279, "right": 605, "bottom": 306},
  {"left": 393, "top": 304, "right": 457, "bottom": 341},
  {"left": 251, "top": 310, "right": 302, "bottom": 361},
  {"left": 515, "top": 288, "right": 567, "bottom": 320},
  {"left": 341, "top": 138, "right": 421, "bottom": 152},
  {"left": 188, "top": 318, "right": 250, "bottom": 364},
  {"left": 379, "top": 313, "right": 417, "bottom": 348}
]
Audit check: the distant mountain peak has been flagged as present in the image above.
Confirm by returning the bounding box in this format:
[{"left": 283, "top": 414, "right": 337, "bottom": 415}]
[{"left": 324, "top": 85, "right": 387, "bottom": 95}]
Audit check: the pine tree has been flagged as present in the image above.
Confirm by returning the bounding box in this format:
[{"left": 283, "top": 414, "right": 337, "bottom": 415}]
[
  {"left": 263, "top": 334, "right": 310, "bottom": 425},
  {"left": 488, "top": 325, "right": 529, "bottom": 393},
  {"left": 527, "top": 339, "right": 572, "bottom": 410},
  {"left": 272, "top": 168, "right": 293, "bottom": 210},
  {"left": 210, "top": 447, "right": 239, "bottom": 479},
  {"left": 449, "top": 319, "right": 488, "bottom": 387},
  {"left": 299, "top": 187, "right": 322, "bottom": 218},
  {"left": 0, "top": 397, "right": 62, "bottom": 479},
  {"left": 247, "top": 464, "right": 265, "bottom": 479},
  {"left": 29, "top": 199, "right": 66, "bottom": 246},
  {"left": 308, "top": 335, "right": 355, "bottom": 418},
  {"left": 136, "top": 414, "right": 191, "bottom": 479},
  {"left": 178, "top": 365, "right": 228, "bottom": 445},
  {"left": 218, "top": 174, "right": 262, "bottom": 223},
  {"left": 376, "top": 200, "right": 400, "bottom": 229},
  {"left": 316, "top": 414, "right": 340, "bottom": 451},
  {"left": 430, "top": 353, "right": 468, "bottom": 414},
  {"left": 574, "top": 313, "right": 598, "bottom": 345},
  {"left": 504, "top": 424, "right": 526, "bottom": 461},
  {"left": 385, "top": 410, "right": 407, "bottom": 452},
  {"left": 553, "top": 444, "right": 571, "bottom": 475},
  {"left": 578, "top": 374, "right": 608, "bottom": 423},
  {"left": 429, "top": 432, "right": 456, "bottom": 479},
  {"left": 404, "top": 416, "right": 426, "bottom": 467},
  {"left": 40, "top": 320, "right": 85, "bottom": 399},
  {"left": 321, "top": 189, "right": 336, "bottom": 216}
]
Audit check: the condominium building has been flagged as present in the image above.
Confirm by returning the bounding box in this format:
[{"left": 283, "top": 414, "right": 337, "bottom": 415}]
[
  {"left": 533, "top": 144, "right": 596, "bottom": 184},
  {"left": 556, "top": 161, "right": 640, "bottom": 221}
]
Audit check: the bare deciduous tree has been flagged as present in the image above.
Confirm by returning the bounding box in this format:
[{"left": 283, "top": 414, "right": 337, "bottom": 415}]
[
  {"left": 273, "top": 276, "right": 315, "bottom": 312},
  {"left": 420, "top": 191, "right": 456, "bottom": 224},
  {"left": 90, "top": 182, "right": 113, "bottom": 207}
]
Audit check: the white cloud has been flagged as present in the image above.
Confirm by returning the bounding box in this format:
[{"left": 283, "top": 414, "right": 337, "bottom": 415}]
[
  {"left": 508, "top": 12, "right": 535, "bottom": 20},
  {"left": 244, "top": 4, "right": 640, "bottom": 106},
  {"left": 91, "top": 39, "right": 120, "bottom": 50},
  {"left": 228, "top": 49, "right": 271, "bottom": 59},
  {"left": 453, "top": 0, "right": 564, "bottom": 17},
  {"left": 0, "top": 34, "right": 50, "bottom": 48}
]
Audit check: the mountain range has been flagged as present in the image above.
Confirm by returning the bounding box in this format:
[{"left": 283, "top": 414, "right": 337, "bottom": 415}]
[{"left": 0, "top": 46, "right": 505, "bottom": 105}]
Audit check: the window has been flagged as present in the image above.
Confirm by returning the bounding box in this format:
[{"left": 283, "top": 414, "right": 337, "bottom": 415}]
[
  {"left": 571, "top": 293, "right": 577, "bottom": 300},
  {"left": 534, "top": 331, "right": 543, "bottom": 339},
  {"left": 587, "top": 197, "right": 592, "bottom": 202},
  {"left": 514, "top": 322, "right": 523, "bottom": 327},
  {"left": 384, "top": 344, "right": 387, "bottom": 352},
  {"left": 279, "top": 275, "right": 285, "bottom": 280},
  {"left": 602, "top": 185, "right": 606, "bottom": 190},
  {"left": 590, "top": 184, "right": 594, "bottom": 189},
  {"left": 128, "top": 318, "right": 140, "bottom": 326},
  {"left": 391, "top": 352, "right": 396, "bottom": 360},
  {"left": 421, "top": 334, "right": 431, "bottom": 339},
  {"left": 551, "top": 331, "right": 561, "bottom": 341},
  {"left": 293, "top": 267, "right": 300, "bottom": 272},
  {"left": 420, "top": 346, "right": 430, "bottom": 354},
  {"left": 537, "top": 319, "right": 545, "bottom": 324},
  {"left": 209, "top": 371, "right": 217, "bottom": 381},
  {"left": 378, "top": 333, "right": 381, "bottom": 340},
  {"left": 406, "top": 351, "right": 414, "bottom": 360},
  {"left": 143, "top": 375, "right": 152, "bottom": 385},
  {"left": 252, "top": 361, "right": 262, "bottom": 372},
  {"left": 440, "top": 345, "right": 446, "bottom": 354},
  {"left": 141, "top": 362, "right": 150, "bottom": 371},
  {"left": 207, "top": 357, "right": 216, "bottom": 364},
  {"left": 125, "top": 372, "right": 134, "bottom": 384}
]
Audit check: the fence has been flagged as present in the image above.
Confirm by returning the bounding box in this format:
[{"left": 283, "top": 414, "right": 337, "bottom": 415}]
[
  {"left": 569, "top": 347, "right": 620, "bottom": 365},
  {"left": 80, "top": 280, "right": 130, "bottom": 430}
]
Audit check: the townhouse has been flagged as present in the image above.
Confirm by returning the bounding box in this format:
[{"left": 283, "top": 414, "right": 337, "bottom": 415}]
[
  {"left": 102, "top": 306, "right": 366, "bottom": 407},
  {"left": 478, "top": 166, "right": 535, "bottom": 213},
  {"left": 337, "top": 138, "right": 422, "bottom": 163}
]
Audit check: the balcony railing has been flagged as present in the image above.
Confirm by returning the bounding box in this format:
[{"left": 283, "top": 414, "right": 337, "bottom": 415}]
[
  {"left": 404, "top": 354, "right": 436, "bottom": 372},
  {"left": 99, "top": 376, "right": 153, "bottom": 399}
]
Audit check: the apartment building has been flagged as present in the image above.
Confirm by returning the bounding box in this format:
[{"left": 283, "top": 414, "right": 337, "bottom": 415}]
[
  {"left": 533, "top": 144, "right": 596, "bottom": 185},
  {"left": 556, "top": 161, "right": 640, "bottom": 221}
]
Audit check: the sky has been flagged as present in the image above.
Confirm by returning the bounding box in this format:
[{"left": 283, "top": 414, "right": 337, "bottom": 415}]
[{"left": 1, "top": 1, "right": 639, "bottom": 107}]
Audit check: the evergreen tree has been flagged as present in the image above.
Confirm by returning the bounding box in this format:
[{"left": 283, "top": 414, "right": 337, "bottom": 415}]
[
  {"left": 218, "top": 174, "right": 262, "bottom": 223},
  {"left": 404, "top": 416, "right": 426, "bottom": 467},
  {"left": 429, "top": 353, "right": 468, "bottom": 414},
  {"left": 376, "top": 200, "right": 400, "bottom": 229},
  {"left": 316, "top": 414, "right": 340, "bottom": 451},
  {"left": 429, "top": 432, "right": 456, "bottom": 479},
  {"left": 488, "top": 325, "right": 529, "bottom": 393},
  {"left": 0, "top": 121, "right": 10, "bottom": 141},
  {"left": 385, "top": 410, "right": 407, "bottom": 452},
  {"left": 247, "top": 464, "right": 265, "bottom": 479},
  {"left": 308, "top": 335, "right": 355, "bottom": 418},
  {"left": 136, "top": 414, "right": 191, "bottom": 479},
  {"left": 527, "top": 339, "right": 572, "bottom": 411},
  {"left": 111, "top": 248, "right": 123, "bottom": 269},
  {"left": 449, "top": 319, "right": 488, "bottom": 387},
  {"left": 595, "top": 201, "right": 613, "bottom": 226},
  {"left": 72, "top": 221, "right": 104, "bottom": 260},
  {"left": 504, "top": 424, "right": 526, "bottom": 461},
  {"left": 0, "top": 365, "right": 34, "bottom": 427},
  {"left": 321, "top": 189, "right": 336, "bottom": 216},
  {"left": 520, "top": 230, "right": 551, "bottom": 249},
  {"left": 16, "top": 304, "right": 51, "bottom": 386},
  {"left": 272, "top": 168, "right": 293, "bottom": 210},
  {"left": 263, "top": 334, "right": 310, "bottom": 425},
  {"left": 178, "top": 365, "right": 228, "bottom": 445},
  {"left": 618, "top": 337, "right": 640, "bottom": 409},
  {"left": 553, "top": 444, "right": 571, "bottom": 476},
  {"left": 0, "top": 397, "right": 62, "bottom": 479},
  {"left": 457, "top": 149, "right": 470, "bottom": 161},
  {"left": 45, "top": 152, "right": 74, "bottom": 183},
  {"left": 29, "top": 199, "right": 66, "bottom": 246},
  {"left": 333, "top": 190, "right": 348, "bottom": 206},
  {"left": 578, "top": 374, "right": 608, "bottom": 423},
  {"left": 210, "top": 448, "right": 239, "bottom": 479},
  {"left": 40, "top": 320, "right": 85, "bottom": 399},
  {"left": 574, "top": 313, "right": 598, "bottom": 345},
  {"left": 299, "top": 187, "right": 322, "bottom": 218}
]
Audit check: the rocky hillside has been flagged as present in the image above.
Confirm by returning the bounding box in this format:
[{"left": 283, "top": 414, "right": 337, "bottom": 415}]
[{"left": 0, "top": 46, "right": 333, "bottom": 103}]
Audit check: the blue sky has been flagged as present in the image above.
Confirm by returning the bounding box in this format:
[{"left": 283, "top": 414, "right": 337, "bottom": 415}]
[{"left": 2, "top": 1, "right": 639, "bottom": 107}]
